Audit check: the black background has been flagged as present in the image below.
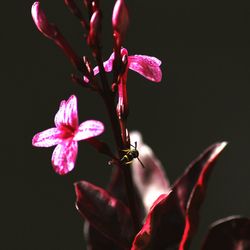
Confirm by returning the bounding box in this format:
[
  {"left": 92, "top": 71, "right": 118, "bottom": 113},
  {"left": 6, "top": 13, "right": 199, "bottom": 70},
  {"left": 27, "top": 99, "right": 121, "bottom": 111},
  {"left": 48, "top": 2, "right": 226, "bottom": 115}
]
[{"left": 2, "top": 0, "right": 250, "bottom": 249}]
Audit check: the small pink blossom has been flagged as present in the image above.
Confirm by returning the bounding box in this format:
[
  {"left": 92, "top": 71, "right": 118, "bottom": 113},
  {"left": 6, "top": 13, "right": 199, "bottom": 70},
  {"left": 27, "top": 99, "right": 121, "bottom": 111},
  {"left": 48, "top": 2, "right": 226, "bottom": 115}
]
[
  {"left": 32, "top": 95, "right": 104, "bottom": 175},
  {"left": 93, "top": 48, "right": 162, "bottom": 82}
]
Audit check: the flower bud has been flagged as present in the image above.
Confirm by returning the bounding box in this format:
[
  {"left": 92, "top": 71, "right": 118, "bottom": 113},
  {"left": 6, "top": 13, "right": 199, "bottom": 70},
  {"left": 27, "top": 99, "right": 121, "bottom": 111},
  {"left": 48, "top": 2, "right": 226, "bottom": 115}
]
[
  {"left": 88, "top": 10, "right": 102, "bottom": 50},
  {"left": 112, "top": 0, "right": 129, "bottom": 47},
  {"left": 31, "top": 2, "right": 87, "bottom": 72},
  {"left": 31, "top": 2, "right": 58, "bottom": 40}
]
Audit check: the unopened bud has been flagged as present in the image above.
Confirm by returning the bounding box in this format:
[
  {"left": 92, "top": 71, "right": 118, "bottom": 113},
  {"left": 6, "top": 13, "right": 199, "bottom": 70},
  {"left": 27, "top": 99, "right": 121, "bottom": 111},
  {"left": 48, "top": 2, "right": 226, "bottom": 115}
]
[
  {"left": 88, "top": 10, "right": 102, "bottom": 49},
  {"left": 31, "top": 2, "right": 58, "bottom": 40},
  {"left": 31, "top": 2, "right": 87, "bottom": 73},
  {"left": 112, "top": 0, "right": 129, "bottom": 47}
]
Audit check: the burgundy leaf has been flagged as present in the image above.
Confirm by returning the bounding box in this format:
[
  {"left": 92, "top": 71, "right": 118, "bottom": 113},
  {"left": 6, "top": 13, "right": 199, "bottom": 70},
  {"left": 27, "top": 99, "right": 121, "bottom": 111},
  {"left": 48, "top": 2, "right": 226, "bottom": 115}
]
[
  {"left": 131, "top": 142, "right": 227, "bottom": 250},
  {"left": 84, "top": 222, "right": 125, "bottom": 250},
  {"left": 130, "top": 131, "right": 170, "bottom": 215},
  {"left": 75, "top": 181, "right": 134, "bottom": 249},
  {"left": 179, "top": 142, "right": 227, "bottom": 250},
  {"left": 201, "top": 216, "right": 250, "bottom": 250},
  {"left": 84, "top": 168, "right": 129, "bottom": 250}
]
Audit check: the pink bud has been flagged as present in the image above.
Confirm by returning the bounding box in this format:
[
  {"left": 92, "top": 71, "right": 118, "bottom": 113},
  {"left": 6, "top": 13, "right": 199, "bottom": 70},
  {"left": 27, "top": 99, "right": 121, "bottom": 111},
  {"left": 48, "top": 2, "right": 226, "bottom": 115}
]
[
  {"left": 31, "top": 2, "right": 58, "bottom": 40},
  {"left": 31, "top": 2, "right": 87, "bottom": 72},
  {"left": 112, "top": 0, "right": 129, "bottom": 47},
  {"left": 88, "top": 10, "right": 102, "bottom": 49}
]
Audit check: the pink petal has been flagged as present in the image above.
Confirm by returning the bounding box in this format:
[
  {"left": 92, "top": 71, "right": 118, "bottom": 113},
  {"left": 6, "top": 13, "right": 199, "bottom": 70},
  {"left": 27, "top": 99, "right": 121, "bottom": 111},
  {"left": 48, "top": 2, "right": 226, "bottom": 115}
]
[
  {"left": 52, "top": 140, "right": 78, "bottom": 175},
  {"left": 32, "top": 128, "right": 62, "bottom": 147},
  {"left": 128, "top": 55, "right": 162, "bottom": 82},
  {"left": 54, "top": 95, "right": 78, "bottom": 129},
  {"left": 91, "top": 52, "right": 115, "bottom": 78},
  {"left": 74, "top": 120, "right": 104, "bottom": 141}
]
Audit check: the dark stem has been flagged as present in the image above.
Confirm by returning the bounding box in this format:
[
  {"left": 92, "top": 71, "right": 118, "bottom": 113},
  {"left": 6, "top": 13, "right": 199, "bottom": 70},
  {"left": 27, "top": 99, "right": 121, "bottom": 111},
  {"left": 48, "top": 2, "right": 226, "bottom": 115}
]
[{"left": 95, "top": 50, "right": 141, "bottom": 233}]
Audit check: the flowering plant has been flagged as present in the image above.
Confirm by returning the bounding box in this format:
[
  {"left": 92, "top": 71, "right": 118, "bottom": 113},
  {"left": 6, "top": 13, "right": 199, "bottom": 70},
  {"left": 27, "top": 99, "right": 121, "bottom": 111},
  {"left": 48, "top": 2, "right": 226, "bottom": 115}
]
[{"left": 31, "top": 1, "right": 250, "bottom": 249}]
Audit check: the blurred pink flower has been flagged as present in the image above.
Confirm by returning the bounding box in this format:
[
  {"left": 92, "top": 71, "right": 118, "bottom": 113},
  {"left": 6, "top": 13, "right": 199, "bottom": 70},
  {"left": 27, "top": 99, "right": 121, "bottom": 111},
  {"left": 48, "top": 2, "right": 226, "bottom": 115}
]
[{"left": 32, "top": 95, "right": 104, "bottom": 175}]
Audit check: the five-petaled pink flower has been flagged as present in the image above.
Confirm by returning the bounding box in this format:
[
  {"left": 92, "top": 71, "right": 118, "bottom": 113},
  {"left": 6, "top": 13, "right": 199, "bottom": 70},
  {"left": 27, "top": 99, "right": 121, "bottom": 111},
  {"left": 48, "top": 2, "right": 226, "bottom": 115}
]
[
  {"left": 32, "top": 95, "right": 104, "bottom": 175},
  {"left": 85, "top": 48, "right": 162, "bottom": 83}
]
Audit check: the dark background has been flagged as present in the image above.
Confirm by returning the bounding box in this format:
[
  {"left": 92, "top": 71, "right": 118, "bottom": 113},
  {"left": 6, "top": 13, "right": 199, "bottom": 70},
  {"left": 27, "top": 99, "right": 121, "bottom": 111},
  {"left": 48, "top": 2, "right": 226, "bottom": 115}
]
[{"left": 2, "top": 0, "right": 250, "bottom": 249}]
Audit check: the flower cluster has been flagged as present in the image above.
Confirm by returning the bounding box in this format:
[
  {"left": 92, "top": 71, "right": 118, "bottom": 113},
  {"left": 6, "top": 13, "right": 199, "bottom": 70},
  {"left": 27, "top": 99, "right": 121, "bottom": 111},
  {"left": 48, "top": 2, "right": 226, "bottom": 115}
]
[{"left": 31, "top": 0, "right": 250, "bottom": 249}]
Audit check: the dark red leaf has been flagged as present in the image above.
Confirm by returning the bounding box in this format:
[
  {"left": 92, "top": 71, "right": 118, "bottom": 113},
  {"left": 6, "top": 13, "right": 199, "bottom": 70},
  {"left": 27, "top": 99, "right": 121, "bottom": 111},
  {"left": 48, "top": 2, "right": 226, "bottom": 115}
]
[
  {"left": 75, "top": 181, "right": 134, "bottom": 249},
  {"left": 130, "top": 131, "right": 170, "bottom": 215},
  {"left": 201, "top": 216, "right": 250, "bottom": 250},
  {"left": 179, "top": 142, "right": 227, "bottom": 250},
  {"left": 131, "top": 142, "right": 227, "bottom": 250},
  {"left": 84, "top": 222, "right": 125, "bottom": 250},
  {"left": 84, "top": 168, "right": 128, "bottom": 250},
  {"left": 85, "top": 167, "right": 144, "bottom": 250}
]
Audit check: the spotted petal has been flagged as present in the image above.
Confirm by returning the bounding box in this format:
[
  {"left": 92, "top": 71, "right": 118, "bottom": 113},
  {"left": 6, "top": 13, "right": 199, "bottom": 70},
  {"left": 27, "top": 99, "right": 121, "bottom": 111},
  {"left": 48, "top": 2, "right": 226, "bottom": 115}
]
[
  {"left": 128, "top": 55, "right": 162, "bottom": 82},
  {"left": 54, "top": 95, "right": 78, "bottom": 129},
  {"left": 52, "top": 140, "right": 78, "bottom": 175},
  {"left": 32, "top": 128, "right": 62, "bottom": 147},
  {"left": 74, "top": 120, "right": 104, "bottom": 141}
]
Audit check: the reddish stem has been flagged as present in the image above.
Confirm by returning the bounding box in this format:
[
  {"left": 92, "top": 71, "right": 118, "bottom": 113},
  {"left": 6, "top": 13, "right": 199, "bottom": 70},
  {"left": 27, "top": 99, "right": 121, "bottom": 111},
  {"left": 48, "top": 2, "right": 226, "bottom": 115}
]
[{"left": 95, "top": 51, "right": 141, "bottom": 234}]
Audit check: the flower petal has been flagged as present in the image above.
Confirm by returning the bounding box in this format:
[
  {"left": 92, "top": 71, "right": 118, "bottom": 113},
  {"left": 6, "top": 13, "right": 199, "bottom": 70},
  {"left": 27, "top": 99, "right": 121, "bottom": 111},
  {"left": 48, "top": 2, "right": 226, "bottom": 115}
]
[
  {"left": 32, "top": 128, "right": 62, "bottom": 147},
  {"left": 128, "top": 55, "right": 162, "bottom": 82},
  {"left": 54, "top": 95, "right": 78, "bottom": 128},
  {"left": 51, "top": 140, "right": 78, "bottom": 175},
  {"left": 92, "top": 52, "right": 115, "bottom": 78},
  {"left": 74, "top": 120, "right": 104, "bottom": 141}
]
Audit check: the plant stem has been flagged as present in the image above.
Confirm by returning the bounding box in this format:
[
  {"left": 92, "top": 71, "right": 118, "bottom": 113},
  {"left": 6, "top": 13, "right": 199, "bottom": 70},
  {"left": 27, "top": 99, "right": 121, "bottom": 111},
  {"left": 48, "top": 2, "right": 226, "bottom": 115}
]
[{"left": 95, "top": 51, "right": 141, "bottom": 233}]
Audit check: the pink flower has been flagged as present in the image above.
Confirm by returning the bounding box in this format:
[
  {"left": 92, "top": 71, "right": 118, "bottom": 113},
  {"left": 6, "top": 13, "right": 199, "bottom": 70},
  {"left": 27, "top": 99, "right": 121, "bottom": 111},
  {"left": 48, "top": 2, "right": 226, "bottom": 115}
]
[
  {"left": 85, "top": 48, "right": 162, "bottom": 83},
  {"left": 32, "top": 95, "right": 104, "bottom": 175}
]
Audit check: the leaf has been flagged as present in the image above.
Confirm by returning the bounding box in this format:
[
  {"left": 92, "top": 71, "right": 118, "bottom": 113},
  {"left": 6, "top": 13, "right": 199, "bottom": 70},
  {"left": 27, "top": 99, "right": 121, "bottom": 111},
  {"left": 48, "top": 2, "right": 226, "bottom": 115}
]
[
  {"left": 84, "top": 167, "right": 144, "bottom": 250},
  {"left": 84, "top": 168, "right": 129, "bottom": 250},
  {"left": 131, "top": 142, "right": 227, "bottom": 250},
  {"left": 84, "top": 222, "right": 125, "bottom": 250},
  {"left": 201, "top": 216, "right": 250, "bottom": 250},
  {"left": 179, "top": 142, "right": 227, "bottom": 250},
  {"left": 75, "top": 181, "right": 134, "bottom": 249},
  {"left": 130, "top": 131, "right": 170, "bottom": 214}
]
